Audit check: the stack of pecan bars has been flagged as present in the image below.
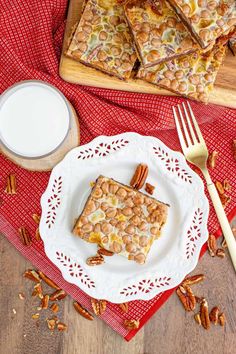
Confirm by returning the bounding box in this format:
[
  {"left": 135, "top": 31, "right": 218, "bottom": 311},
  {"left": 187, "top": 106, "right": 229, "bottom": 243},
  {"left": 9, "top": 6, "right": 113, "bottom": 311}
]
[{"left": 67, "top": 0, "right": 236, "bottom": 102}]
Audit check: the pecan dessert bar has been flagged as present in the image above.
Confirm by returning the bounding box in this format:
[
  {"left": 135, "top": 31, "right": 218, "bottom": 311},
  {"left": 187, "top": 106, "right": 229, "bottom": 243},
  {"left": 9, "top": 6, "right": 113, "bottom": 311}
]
[
  {"left": 137, "top": 40, "right": 226, "bottom": 103},
  {"left": 73, "top": 176, "right": 169, "bottom": 264},
  {"left": 124, "top": 0, "right": 198, "bottom": 67},
  {"left": 66, "top": 0, "right": 137, "bottom": 80},
  {"left": 167, "top": 0, "right": 236, "bottom": 49},
  {"left": 229, "top": 38, "right": 236, "bottom": 55}
]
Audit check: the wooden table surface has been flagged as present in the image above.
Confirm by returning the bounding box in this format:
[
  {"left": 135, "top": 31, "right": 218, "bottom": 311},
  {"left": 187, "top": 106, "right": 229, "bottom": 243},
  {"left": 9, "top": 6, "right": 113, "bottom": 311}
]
[{"left": 0, "top": 220, "right": 235, "bottom": 354}]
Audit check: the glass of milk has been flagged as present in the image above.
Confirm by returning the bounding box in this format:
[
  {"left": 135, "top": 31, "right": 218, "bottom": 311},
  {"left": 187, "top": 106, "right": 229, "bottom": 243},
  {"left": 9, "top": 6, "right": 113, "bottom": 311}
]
[{"left": 0, "top": 80, "right": 72, "bottom": 159}]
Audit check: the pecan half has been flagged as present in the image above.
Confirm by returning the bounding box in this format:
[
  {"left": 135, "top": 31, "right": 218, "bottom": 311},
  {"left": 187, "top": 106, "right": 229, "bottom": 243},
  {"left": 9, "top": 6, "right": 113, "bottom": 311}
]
[
  {"left": 207, "top": 151, "right": 218, "bottom": 169},
  {"left": 119, "top": 302, "right": 129, "bottom": 313},
  {"left": 232, "top": 139, "right": 236, "bottom": 161},
  {"left": 219, "top": 312, "right": 226, "bottom": 326},
  {"left": 215, "top": 181, "right": 224, "bottom": 195},
  {"left": 32, "top": 214, "right": 41, "bottom": 224},
  {"left": 5, "top": 174, "right": 17, "bottom": 194},
  {"left": 176, "top": 285, "right": 196, "bottom": 311},
  {"left": 130, "top": 164, "right": 149, "bottom": 190},
  {"left": 23, "top": 270, "right": 40, "bottom": 282},
  {"left": 145, "top": 183, "right": 155, "bottom": 195},
  {"left": 38, "top": 271, "right": 60, "bottom": 290},
  {"left": 207, "top": 234, "right": 217, "bottom": 257},
  {"left": 124, "top": 319, "right": 140, "bottom": 330},
  {"left": 57, "top": 322, "right": 67, "bottom": 331},
  {"left": 200, "top": 299, "right": 210, "bottom": 330},
  {"left": 41, "top": 294, "right": 49, "bottom": 309},
  {"left": 182, "top": 274, "right": 205, "bottom": 287},
  {"left": 91, "top": 298, "right": 107, "bottom": 316},
  {"left": 194, "top": 313, "right": 201, "bottom": 325},
  {"left": 73, "top": 301, "right": 94, "bottom": 321},
  {"left": 209, "top": 306, "right": 219, "bottom": 325},
  {"left": 216, "top": 248, "right": 225, "bottom": 258},
  {"left": 86, "top": 254, "right": 104, "bottom": 266},
  {"left": 97, "top": 248, "right": 114, "bottom": 257},
  {"left": 49, "top": 289, "right": 67, "bottom": 301},
  {"left": 50, "top": 303, "right": 59, "bottom": 313},
  {"left": 19, "top": 227, "right": 31, "bottom": 246}
]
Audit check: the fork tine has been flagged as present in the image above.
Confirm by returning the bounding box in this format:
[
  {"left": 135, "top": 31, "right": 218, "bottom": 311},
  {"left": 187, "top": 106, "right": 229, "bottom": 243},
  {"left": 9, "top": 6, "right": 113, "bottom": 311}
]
[
  {"left": 172, "top": 106, "right": 187, "bottom": 152},
  {"left": 186, "top": 102, "right": 205, "bottom": 144},
  {"left": 177, "top": 105, "right": 192, "bottom": 147},
  {"left": 182, "top": 103, "right": 198, "bottom": 144}
]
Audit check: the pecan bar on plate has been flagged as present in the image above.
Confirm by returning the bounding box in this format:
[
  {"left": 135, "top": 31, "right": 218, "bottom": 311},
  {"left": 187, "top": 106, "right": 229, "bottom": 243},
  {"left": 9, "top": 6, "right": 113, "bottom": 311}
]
[
  {"left": 167, "top": 0, "right": 236, "bottom": 49},
  {"left": 137, "top": 39, "right": 226, "bottom": 103},
  {"left": 124, "top": 0, "right": 198, "bottom": 67},
  {"left": 73, "top": 176, "right": 169, "bottom": 264},
  {"left": 66, "top": 0, "right": 137, "bottom": 80}
]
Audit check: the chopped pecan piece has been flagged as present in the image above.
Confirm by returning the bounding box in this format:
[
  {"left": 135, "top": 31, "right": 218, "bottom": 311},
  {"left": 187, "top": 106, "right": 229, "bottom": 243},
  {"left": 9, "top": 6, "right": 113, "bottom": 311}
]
[
  {"left": 73, "top": 301, "right": 94, "bottom": 320},
  {"left": 124, "top": 319, "right": 140, "bottom": 330},
  {"left": 50, "top": 303, "right": 59, "bottom": 313},
  {"left": 119, "top": 302, "right": 129, "bottom": 313},
  {"left": 223, "top": 180, "right": 231, "bottom": 191},
  {"left": 97, "top": 248, "right": 114, "bottom": 257},
  {"left": 195, "top": 296, "right": 204, "bottom": 304},
  {"left": 176, "top": 285, "right": 196, "bottom": 311},
  {"left": 91, "top": 298, "right": 107, "bottom": 316},
  {"left": 86, "top": 254, "right": 104, "bottom": 266},
  {"left": 19, "top": 227, "right": 31, "bottom": 246},
  {"left": 32, "top": 214, "right": 41, "bottom": 224},
  {"left": 209, "top": 306, "right": 219, "bottom": 325},
  {"left": 221, "top": 237, "right": 227, "bottom": 248},
  {"left": 232, "top": 139, "right": 236, "bottom": 161},
  {"left": 130, "top": 164, "right": 149, "bottom": 190},
  {"left": 215, "top": 181, "right": 224, "bottom": 195},
  {"left": 216, "top": 248, "right": 225, "bottom": 258},
  {"left": 33, "top": 283, "right": 43, "bottom": 299},
  {"left": 145, "top": 183, "right": 155, "bottom": 195},
  {"left": 18, "top": 292, "right": 25, "bottom": 300},
  {"left": 5, "top": 174, "right": 17, "bottom": 194},
  {"left": 32, "top": 313, "right": 40, "bottom": 320},
  {"left": 35, "top": 228, "right": 41, "bottom": 241},
  {"left": 219, "top": 194, "right": 231, "bottom": 208},
  {"left": 57, "top": 322, "right": 67, "bottom": 331},
  {"left": 38, "top": 271, "right": 60, "bottom": 290},
  {"left": 207, "top": 234, "right": 217, "bottom": 257},
  {"left": 200, "top": 299, "right": 210, "bottom": 330},
  {"left": 182, "top": 274, "right": 205, "bottom": 287},
  {"left": 49, "top": 289, "right": 67, "bottom": 301},
  {"left": 219, "top": 312, "right": 226, "bottom": 326},
  {"left": 23, "top": 270, "right": 40, "bottom": 283},
  {"left": 194, "top": 313, "right": 201, "bottom": 325},
  {"left": 47, "top": 318, "right": 57, "bottom": 331},
  {"left": 207, "top": 151, "right": 218, "bottom": 169},
  {"left": 41, "top": 294, "right": 49, "bottom": 309}
]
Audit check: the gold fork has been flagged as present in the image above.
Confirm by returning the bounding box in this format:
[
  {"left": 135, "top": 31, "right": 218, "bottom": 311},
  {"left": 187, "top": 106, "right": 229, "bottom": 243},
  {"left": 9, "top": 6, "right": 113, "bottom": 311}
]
[{"left": 173, "top": 102, "right": 236, "bottom": 271}]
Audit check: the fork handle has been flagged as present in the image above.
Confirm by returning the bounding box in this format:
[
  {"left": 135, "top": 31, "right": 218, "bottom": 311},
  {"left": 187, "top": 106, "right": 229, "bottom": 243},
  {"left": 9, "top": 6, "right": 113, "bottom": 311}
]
[{"left": 206, "top": 180, "right": 236, "bottom": 271}]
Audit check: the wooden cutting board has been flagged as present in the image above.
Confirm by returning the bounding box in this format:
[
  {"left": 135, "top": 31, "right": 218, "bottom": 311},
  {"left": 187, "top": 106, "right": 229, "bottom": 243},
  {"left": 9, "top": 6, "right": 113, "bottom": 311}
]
[{"left": 59, "top": 0, "right": 236, "bottom": 108}]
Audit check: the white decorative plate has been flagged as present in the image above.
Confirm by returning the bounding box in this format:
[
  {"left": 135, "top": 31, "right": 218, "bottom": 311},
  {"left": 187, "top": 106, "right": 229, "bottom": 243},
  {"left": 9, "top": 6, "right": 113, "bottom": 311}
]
[{"left": 40, "top": 133, "right": 209, "bottom": 303}]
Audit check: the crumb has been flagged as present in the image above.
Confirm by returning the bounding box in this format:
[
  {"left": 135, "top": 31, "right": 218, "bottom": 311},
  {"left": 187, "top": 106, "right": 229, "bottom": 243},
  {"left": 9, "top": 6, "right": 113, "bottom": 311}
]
[{"left": 12, "top": 308, "right": 16, "bottom": 315}]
